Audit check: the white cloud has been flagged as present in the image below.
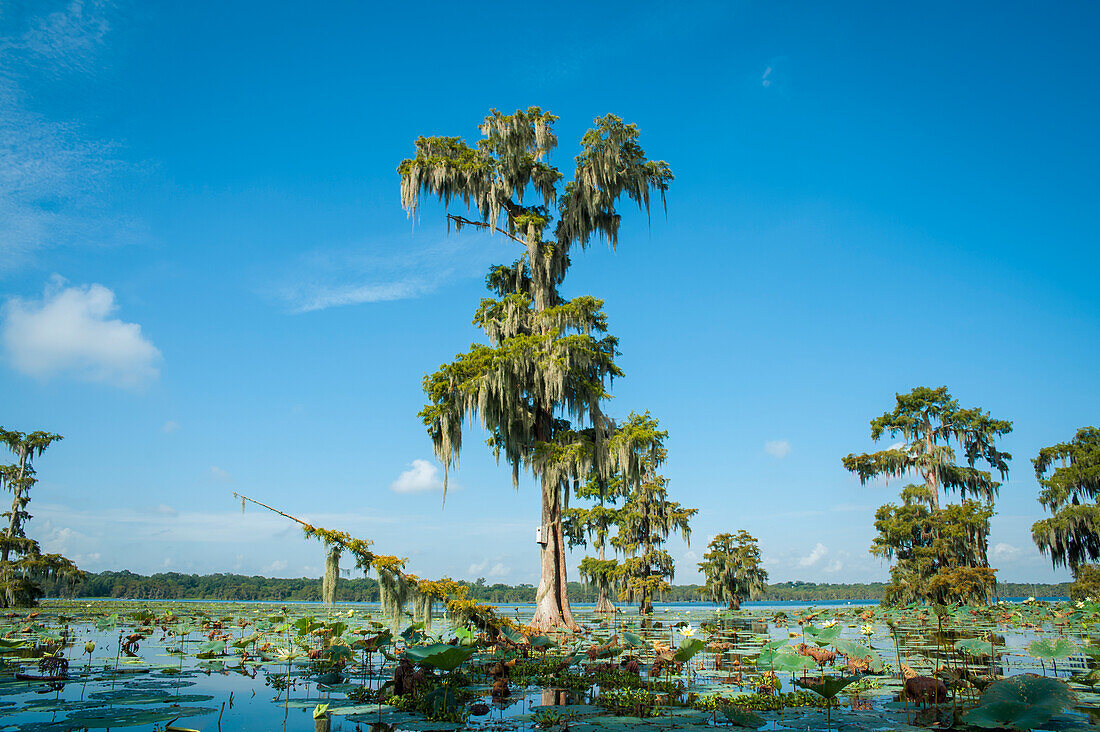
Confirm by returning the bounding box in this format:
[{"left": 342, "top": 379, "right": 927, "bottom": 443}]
[
  {"left": 824, "top": 560, "right": 844, "bottom": 573},
  {"left": 489, "top": 563, "right": 510, "bottom": 578},
  {"left": 798, "top": 542, "right": 828, "bottom": 568},
  {"left": 267, "top": 559, "right": 288, "bottom": 572},
  {"left": 761, "top": 66, "right": 773, "bottom": 87},
  {"left": 390, "top": 459, "right": 444, "bottom": 494},
  {"left": 162, "top": 420, "right": 180, "bottom": 433},
  {"left": 764, "top": 440, "right": 791, "bottom": 458},
  {"left": 468, "top": 559, "right": 488, "bottom": 575},
  {"left": 2, "top": 277, "right": 161, "bottom": 388},
  {"left": 683, "top": 550, "right": 697, "bottom": 562},
  {"left": 153, "top": 504, "right": 177, "bottom": 517},
  {"left": 992, "top": 542, "right": 1022, "bottom": 562},
  {"left": 208, "top": 466, "right": 231, "bottom": 482}
]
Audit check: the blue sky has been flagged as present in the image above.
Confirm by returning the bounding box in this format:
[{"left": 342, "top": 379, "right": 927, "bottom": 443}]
[{"left": 2, "top": 0, "right": 1098, "bottom": 587}]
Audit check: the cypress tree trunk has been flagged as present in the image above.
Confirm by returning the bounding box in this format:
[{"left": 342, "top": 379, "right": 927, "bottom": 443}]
[
  {"left": 531, "top": 477, "right": 578, "bottom": 630},
  {"left": 530, "top": 401, "right": 578, "bottom": 631}
]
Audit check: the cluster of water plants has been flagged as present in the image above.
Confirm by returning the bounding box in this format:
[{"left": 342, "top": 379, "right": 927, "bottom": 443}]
[{"left": 0, "top": 597, "right": 1099, "bottom": 731}]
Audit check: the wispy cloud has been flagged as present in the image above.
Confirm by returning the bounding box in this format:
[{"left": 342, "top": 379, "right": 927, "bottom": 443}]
[
  {"left": 208, "top": 466, "right": 231, "bottom": 482},
  {"left": 271, "top": 235, "right": 505, "bottom": 313},
  {"left": 0, "top": 0, "right": 132, "bottom": 266},
  {"left": 1, "top": 275, "right": 161, "bottom": 388},
  {"left": 764, "top": 439, "right": 791, "bottom": 458},
  {"left": 759, "top": 57, "right": 790, "bottom": 95}
]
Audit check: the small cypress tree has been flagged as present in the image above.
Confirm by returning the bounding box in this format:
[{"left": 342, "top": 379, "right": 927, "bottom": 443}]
[
  {"left": 842, "top": 386, "right": 1011, "bottom": 605},
  {"left": 0, "top": 428, "right": 83, "bottom": 607},
  {"left": 699, "top": 530, "right": 768, "bottom": 610},
  {"left": 565, "top": 474, "right": 625, "bottom": 613},
  {"left": 610, "top": 415, "right": 696, "bottom": 614}
]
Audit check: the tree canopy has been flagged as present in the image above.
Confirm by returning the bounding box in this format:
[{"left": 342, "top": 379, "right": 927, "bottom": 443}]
[
  {"left": 842, "top": 386, "right": 1011, "bottom": 510},
  {"left": 1031, "top": 426, "right": 1100, "bottom": 573}
]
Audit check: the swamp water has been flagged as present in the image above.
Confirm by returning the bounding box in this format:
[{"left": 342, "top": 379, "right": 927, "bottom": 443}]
[{"left": 1, "top": 599, "right": 1098, "bottom": 732}]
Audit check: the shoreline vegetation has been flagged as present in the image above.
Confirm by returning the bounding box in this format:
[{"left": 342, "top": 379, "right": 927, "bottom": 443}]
[{"left": 40, "top": 571, "right": 1071, "bottom": 603}]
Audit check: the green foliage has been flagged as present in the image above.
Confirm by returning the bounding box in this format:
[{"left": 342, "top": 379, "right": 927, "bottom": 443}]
[
  {"left": 699, "top": 530, "right": 768, "bottom": 610},
  {"left": 691, "top": 691, "right": 827, "bottom": 712},
  {"left": 1032, "top": 427, "right": 1100, "bottom": 570},
  {"left": 844, "top": 387, "right": 1010, "bottom": 606},
  {"left": 595, "top": 688, "right": 665, "bottom": 717},
  {"left": 1070, "top": 563, "right": 1100, "bottom": 601}
]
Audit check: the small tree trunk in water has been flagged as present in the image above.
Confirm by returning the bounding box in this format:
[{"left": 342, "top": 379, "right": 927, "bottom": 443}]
[
  {"left": 594, "top": 582, "right": 616, "bottom": 613},
  {"left": 639, "top": 592, "right": 653, "bottom": 615},
  {"left": 322, "top": 547, "right": 340, "bottom": 606},
  {"left": 729, "top": 597, "right": 740, "bottom": 611},
  {"left": 593, "top": 544, "right": 616, "bottom": 613}
]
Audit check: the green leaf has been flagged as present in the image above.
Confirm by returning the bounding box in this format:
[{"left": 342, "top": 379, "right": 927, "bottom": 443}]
[
  {"left": 673, "top": 638, "right": 706, "bottom": 663},
  {"left": 1027, "top": 637, "right": 1076, "bottom": 660},
  {"left": 803, "top": 624, "right": 841, "bottom": 646},
  {"left": 963, "top": 676, "right": 1076, "bottom": 730},
  {"left": 720, "top": 705, "right": 765, "bottom": 728},
  {"left": 403, "top": 643, "right": 476, "bottom": 671}
]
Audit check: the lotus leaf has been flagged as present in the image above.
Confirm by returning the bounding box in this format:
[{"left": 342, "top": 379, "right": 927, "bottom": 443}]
[
  {"left": 1028, "top": 637, "right": 1076, "bottom": 660},
  {"left": 403, "top": 642, "right": 476, "bottom": 671},
  {"left": 794, "top": 675, "right": 860, "bottom": 700},
  {"left": 673, "top": 638, "right": 707, "bottom": 662},
  {"left": 963, "top": 676, "right": 1075, "bottom": 730},
  {"left": 720, "top": 705, "right": 765, "bottom": 728}
]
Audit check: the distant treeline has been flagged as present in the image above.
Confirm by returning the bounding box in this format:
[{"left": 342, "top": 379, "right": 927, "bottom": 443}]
[{"left": 39, "top": 571, "right": 1072, "bottom": 604}]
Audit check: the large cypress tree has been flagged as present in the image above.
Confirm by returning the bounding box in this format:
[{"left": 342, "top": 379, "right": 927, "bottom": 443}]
[
  {"left": 401, "top": 108, "right": 672, "bottom": 630},
  {"left": 842, "top": 386, "right": 1011, "bottom": 605}
]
